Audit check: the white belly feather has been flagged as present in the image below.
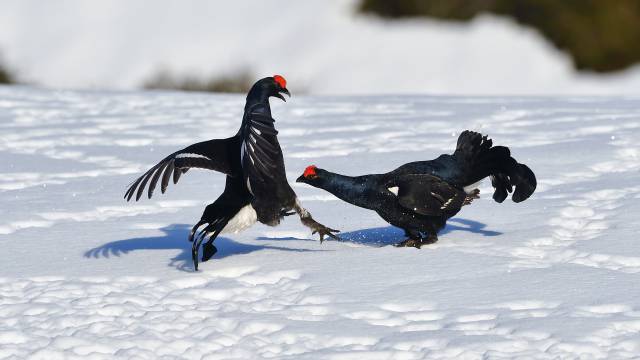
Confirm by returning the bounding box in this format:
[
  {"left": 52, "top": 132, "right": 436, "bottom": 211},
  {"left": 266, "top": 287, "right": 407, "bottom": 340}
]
[{"left": 222, "top": 204, "right": 257, "bottom": 234}]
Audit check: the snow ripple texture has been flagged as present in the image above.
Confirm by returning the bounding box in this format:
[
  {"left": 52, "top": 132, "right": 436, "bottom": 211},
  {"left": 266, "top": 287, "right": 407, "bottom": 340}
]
[{"left": 1, "top": 87, "right": 640, "bottom": 359}]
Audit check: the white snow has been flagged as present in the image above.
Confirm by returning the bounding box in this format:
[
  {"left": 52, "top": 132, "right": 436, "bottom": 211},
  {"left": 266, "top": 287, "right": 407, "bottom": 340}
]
[{"left": 1, "top": 85, "right": 640, "bottom": 358}]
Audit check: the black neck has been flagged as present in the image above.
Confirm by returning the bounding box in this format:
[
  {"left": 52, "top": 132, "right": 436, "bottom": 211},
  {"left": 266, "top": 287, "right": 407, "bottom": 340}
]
[
  {"left": 241, "top": 91, "right": 272, "bottom": 135},
  {"left": 246, "top": 94, "right": 270, "bottom": 109},
  {"left": 316, "top": 172, "right": 379, "bottom": 210},
  {"left": 245, "top": 83, "right": 272, "bottom": 110}
]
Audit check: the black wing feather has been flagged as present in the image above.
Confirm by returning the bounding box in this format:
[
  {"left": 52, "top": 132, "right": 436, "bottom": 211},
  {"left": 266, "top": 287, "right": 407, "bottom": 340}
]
[
  {"left": 136, "top": 167, "right": 156, "bottom": 201},
  {"left": 241, "top": 108, "right": 282, "bottom": 184},
  {"left": 160, "top": 161, "right": 175, "bottom": 194},
  {"left": 250, "top": 113, "right": 275, "bottom": 124},
  {"left": 147, "top": 162, "right": 169, "bottom": 199},
  {"left": 125, "top": 138, "right": 237, "bottom": 201},
  {"left": 251, "top": 121, "right": 278, "bottom": 136},
  {"left": 395, "top": 174, "right": 466, "bottom": 216},
  {"left": 172, "top": 165, "right": 183, "bottom": 184}
]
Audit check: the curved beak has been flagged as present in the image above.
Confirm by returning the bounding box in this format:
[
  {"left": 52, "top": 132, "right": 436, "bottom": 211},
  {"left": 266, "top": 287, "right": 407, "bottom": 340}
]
[
  {"left": 295, "top": 174, "right": 305, "bottom": 183},
  {"left": 275, "top": 87, "right": 291, "bottom": 102}
]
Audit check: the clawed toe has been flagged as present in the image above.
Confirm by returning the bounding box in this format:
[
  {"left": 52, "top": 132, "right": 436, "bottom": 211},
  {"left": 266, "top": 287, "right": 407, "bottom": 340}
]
[
  {"left": 300, "top": 215, "right": 340, "bottom": 243},
  {"left": 395, "top": 238, "right": 423, "bottom": 248},
  {"left": 313, "top": 226, "right": 341, "bottom": 243},
  {"left": 463, "top": 189, "right": 480, "bottom": 205}
]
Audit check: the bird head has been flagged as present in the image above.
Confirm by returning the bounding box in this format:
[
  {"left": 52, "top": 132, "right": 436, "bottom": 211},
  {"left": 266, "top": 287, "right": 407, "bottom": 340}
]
[
  {"left": 272, "top": 75, "right": 291, "bottom": 101},
  {"left": 249, "top": 75, "right": 291, "bottom": 102},
  {"left": 296, "top": 165, "right": 324, "bottom": 185}
]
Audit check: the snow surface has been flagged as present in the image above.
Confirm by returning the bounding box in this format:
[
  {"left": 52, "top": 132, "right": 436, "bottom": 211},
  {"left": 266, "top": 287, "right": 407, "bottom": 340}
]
[
  {"left": 1, "top": 85, "right": 640, "bottom": 358},
  {"left": 3, "top": 0, "right": 640, "bottom": 95}
]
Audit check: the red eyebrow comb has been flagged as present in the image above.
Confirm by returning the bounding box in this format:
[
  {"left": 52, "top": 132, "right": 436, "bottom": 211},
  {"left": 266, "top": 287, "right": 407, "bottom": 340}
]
[
  {"left": 273, "top": 75, "right": 287, "bottom": 88},
  {"left": 303, "top": 165, "right": 317, "bottom": 177}
]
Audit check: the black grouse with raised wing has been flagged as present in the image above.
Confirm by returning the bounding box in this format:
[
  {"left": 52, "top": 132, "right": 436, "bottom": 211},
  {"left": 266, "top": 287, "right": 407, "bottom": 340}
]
[
  {"left": 125, "top": 75, "right": 339, "bottom": 269},
  {"left": 296, "top": 131, "right": 535, "bottom": 247}
]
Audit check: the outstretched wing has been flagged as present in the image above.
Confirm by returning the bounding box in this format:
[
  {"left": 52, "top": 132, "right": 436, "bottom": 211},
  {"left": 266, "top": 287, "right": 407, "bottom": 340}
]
[
  {"left": 395, "top": 174, "right": 466, "bottom": 216},
  {"left": 240, "top": 104, "right": 281, "bottom": 186},
  {"left": 125, "top": 137, "right": 238, "bottom": 201}
]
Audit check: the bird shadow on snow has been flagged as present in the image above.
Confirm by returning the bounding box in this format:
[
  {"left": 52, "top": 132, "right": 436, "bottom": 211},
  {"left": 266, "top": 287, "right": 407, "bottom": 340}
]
[
  {"left": 333, "top": 218, "right": 503, "bottom": 247},
  {"left": 258, "top": 218, "right": 501, "bottom": 247},
  {"left": 84, "top": 224, "right": 322, "bottom": 272}
]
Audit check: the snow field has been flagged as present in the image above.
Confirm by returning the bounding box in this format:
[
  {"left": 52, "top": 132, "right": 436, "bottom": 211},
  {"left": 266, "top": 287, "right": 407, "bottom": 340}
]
[{"left": 1, "top": 86, "right": 640, "bottom": 358}]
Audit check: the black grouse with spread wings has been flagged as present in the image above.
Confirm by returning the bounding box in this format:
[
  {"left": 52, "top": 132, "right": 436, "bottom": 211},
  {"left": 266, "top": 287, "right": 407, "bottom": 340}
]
[{"left": 125, "top": 76, "right": 338, "bottom": 270}]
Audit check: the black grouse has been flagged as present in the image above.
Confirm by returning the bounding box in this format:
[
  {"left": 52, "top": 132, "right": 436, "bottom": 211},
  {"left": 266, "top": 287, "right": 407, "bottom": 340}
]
[
  {"left": 296, "top": 130, "right": 536, "bottom": 248},
  {"left": 125, "top": 75, "right": 339, "bottom": 270}
]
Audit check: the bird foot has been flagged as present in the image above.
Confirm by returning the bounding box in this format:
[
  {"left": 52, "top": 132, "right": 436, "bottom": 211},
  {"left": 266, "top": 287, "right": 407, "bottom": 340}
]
[
  {"left": 395, "top": 234, "right": 438, "bottom": 248},
  {"left": 463, "top": 189, "right": 480, "bottom": 205},
  {"left": 313, "top": 224, "right": 341, "bottom": 243},
  {"left": 302, "top": 216, "right": 340, "bottom": 243},
  {"left": 395, "top": 238, "right": 423, "bottom": 248}
]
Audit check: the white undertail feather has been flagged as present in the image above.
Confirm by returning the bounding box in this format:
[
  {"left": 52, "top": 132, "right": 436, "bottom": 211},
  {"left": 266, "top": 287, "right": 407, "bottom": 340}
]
[
  {"left": 222, "top": 205, "right": 257, "bottom": 234},
  {"left": 388, "top": 186, "right": 399, "bottom": 196},
  {"left": 463, "top": 180, "right": 483, "bottom": 194}
]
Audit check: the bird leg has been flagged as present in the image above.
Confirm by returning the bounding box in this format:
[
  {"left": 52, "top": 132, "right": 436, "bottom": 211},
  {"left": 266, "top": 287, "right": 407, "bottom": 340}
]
[
  {"left": 293, "top": 199, "right": 340, "bottom": 243},
  {"left": 463, "top": 189, "right": 480, "bottom": 206}
]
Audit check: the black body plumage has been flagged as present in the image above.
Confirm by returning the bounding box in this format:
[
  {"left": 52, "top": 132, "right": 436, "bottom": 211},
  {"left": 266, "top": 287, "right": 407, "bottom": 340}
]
[
  {"left": 125, "top": 76, "right": 338, "bottom": 270},
  {"left": 297, "top": 131, "right": 536, "bottom": 247}
]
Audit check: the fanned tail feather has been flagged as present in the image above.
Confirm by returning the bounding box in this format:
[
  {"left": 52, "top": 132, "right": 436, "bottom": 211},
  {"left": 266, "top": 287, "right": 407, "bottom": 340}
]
[{"left": 454, "top": 130, "right": 536, "bottom": 203}]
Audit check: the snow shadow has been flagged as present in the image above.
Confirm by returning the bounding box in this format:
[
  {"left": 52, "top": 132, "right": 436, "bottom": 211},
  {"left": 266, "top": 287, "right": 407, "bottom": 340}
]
[
  {"left": 337, "top": 218, "right": 503, "bottom": 247},
  {"left": 84, "top": 223, "right": 322, "bottom": 272}
]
